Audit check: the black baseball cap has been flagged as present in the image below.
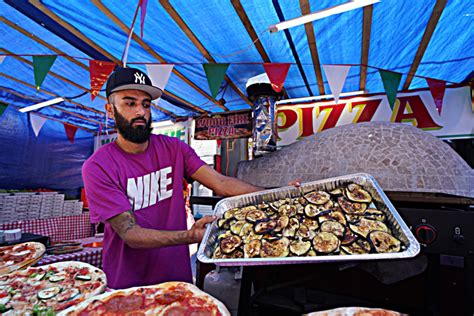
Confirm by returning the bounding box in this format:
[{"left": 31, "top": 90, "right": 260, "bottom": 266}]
[{"left": 105, "top": 66, "right": 162, "bottom": 100}]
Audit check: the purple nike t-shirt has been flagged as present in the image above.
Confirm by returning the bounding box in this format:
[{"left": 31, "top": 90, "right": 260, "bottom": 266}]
[{"left": 82, "top": 134, "right": 206, "bottom": 289}]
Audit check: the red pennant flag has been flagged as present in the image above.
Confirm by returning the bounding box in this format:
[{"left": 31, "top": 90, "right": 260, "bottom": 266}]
[
  {"left": 89, "top": 60, "right": 116, "bottom": 101},
  {"left": 426, "top": 78, "right": 447, "bottom": 115},
  {"left": 263, "top": 63, "right": 291, "bottom": 93},
  {"left": 64, "top": 123, "right": 78, "bottom": 144},
  {"left": 140, "top": 0, "right": 149, "bottom": 38}
]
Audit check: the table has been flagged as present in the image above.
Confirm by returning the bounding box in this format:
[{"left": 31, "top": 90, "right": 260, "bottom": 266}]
[
  {"left": 36, "top": 237, "right": 103, "bottom": 269},
  {"left": 0, "top": 233, "right": 50, "bottom": 247}
]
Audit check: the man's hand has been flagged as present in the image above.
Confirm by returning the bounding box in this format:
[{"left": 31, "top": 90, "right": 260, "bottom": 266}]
[
  {"left": 288, "top": 178, "right": 302, "bottom": 187},
  {"left": 188, "top": 216, "right": 216, "bottom": 243}
]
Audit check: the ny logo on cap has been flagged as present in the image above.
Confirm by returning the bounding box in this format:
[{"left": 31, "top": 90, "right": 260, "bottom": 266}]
[{"left": 134, "top": 72, "right": 146, "bottom": 84}]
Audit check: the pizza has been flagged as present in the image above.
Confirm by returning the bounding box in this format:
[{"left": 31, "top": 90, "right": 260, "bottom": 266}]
[
  {"left": 61, "top": 281, "right": 230, "bottom": 316},
  {"left": 0, "top": 261, "right": 106, "bottom": 315},
  {"left": 0, "top": 242, "right": 46, "bottom": 275}
]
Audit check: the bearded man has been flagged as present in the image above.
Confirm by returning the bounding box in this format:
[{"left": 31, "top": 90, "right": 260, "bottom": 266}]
[{"left": 82, "top": 67, "right": 263, "bottom": 289}]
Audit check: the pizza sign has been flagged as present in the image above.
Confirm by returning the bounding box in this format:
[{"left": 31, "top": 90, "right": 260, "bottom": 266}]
[
  {"left": 276, "top": 86, "right": 473, "bottom": 146},
  {"left": 194, "top": 110, "right": 252, "bottom": 140}
]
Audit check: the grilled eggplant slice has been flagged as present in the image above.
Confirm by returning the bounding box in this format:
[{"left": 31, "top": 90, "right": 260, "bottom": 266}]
[
  {"left": 329, "top": 188, "right": 344, "bottom": 196},
  {"left": 217, "top": 218, "right": 229, "bottom": 229},
  {"left": 243, "top": 230, "right": 263, "bottom": 243},
  {"left": 257, "top": 203, "right": 270, "bottom": 211},
  {"left": 304, "top": 191, "right": 330, "bottom": 205},
  {"left": 341, "top": 230, "right": 358, "bottom": 245},
  {"left": 220, "top": 235, "right": 242, "bottom": 254},
  {"left": 269, "top": 200, "right": 284, "bottom": 212},
  {"left": 224, "top": 208, "right": 239, "bottom": 219},
  {"left": 304, "top": 204, "right": 325, "bottom": 218},
  {"left": 230, "top": 220, "right": 246, "bottom": 235},
  {"left": 364, "top": 208, "right": 386, "bottom": 221},
  {"left": 302, "top": 218, "right": 319, "bottom": 231},
  {"left": 263, "top": 233, "right": 281, "bottom": 241},
  {"left": 350, "top": 218, "right": 389, "bottom": 238},
  {"left": 289, "top": 239, "right": 311, "bottom": 256},
  {"left": 233, "top": 209, "right": 248, "bottom": 221},
  {"left": 261, "top": 237, "right": 290, "bottom": 258},
  {"left": 345, "top": 185, "right": 372, "bottom": 203},
  {"left": 246, "top": 209, "right": 268, "bottom": 223},
  {"left": 279, "top": 204, "right": 297, "bottom": 217},
  {"left": 296, "top": 204, "right": 305, "bottom": 215},
  {"left": 323, "top": 200, "right": 334, "bottom": 210},
  {"left": 338, "top": 197, "right": 367, "bottom": 214},
  {"left": 313, "top": 232, "right": 340, "bottom": 254},
  {"left": 218, "top": 231, "right": 233, "bottom": 240},
  {"left": 244, "top": 239, "right": 262, "bottom": 258},
  {"left": 320, "top": 220, "right": 345, "bottom": 238},
  {"left": 341, "top": 239, "right": 371, "bottom": 255},
  {"left": 282, "top": 218, "right": 300, "bottom": 238},
  {"left": 328, "top": 210, "right": 347, "bottom": 226},
  {"left": 307, "top": 249, "right": 317, "bottom": 256},
  {"left": 254, "top": 219, "right": 278, "bottom": 234},
  {"left": 239, "top": 222, "right": 254, "bottom": 237},
  {"left": 296, "top": 224, "right": 316, "bottom": 240},
  {"left": 369, "top": 231, "right": 401, "bottom": 253},
  {"left": 345, "top": 214, "right": 363, "bottom": 223},
  {"left": 274, "top": 215, "right": 290, "bottom": 232}
]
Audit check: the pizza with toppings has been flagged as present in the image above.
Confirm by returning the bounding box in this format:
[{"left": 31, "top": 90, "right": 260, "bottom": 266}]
[
  {"left": 0, "top": 261, "right": 106, "bottom": 315},
  {"left": 0, "top": 242, "right": 46, "bottom": 275},
  {"left": 61, "top": 282, "right": 230, "bottom": 316}
]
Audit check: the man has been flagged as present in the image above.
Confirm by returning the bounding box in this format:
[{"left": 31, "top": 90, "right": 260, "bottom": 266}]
[{"left": 82, "top": 67, "right": 266, "bottom": 289}]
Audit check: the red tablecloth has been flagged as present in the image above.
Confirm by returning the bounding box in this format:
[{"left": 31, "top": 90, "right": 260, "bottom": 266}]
[
  {"left": 0, "top": 213, "right": 93, "bottom": 243},
  {"left": 36, "top": 246, "right": 102, "bottom": 269}
]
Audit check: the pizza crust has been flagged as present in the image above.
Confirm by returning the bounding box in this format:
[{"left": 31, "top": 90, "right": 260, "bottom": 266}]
[
  {"left": 0, "top": 242, "right": 46, "bottom": 275},
  {"left": 60, "top": 281, "right": 230, "bottom": 316},
  {"left": 304, "top": 307, "right": 405, "bottom": 316}
]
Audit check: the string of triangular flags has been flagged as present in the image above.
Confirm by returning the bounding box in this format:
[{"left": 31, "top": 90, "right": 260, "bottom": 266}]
[{"left": 0, "top": 55, "right": 453, "bottom": 141}]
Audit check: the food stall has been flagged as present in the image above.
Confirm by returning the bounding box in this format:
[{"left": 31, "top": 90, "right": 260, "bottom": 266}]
[{"left": 1, "top": 0, "right": 473, "bottom": 315}]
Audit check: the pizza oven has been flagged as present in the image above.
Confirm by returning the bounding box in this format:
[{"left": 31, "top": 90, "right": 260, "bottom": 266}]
[{"left": 232, "top": 122, "right": 474, "bottom": 315}]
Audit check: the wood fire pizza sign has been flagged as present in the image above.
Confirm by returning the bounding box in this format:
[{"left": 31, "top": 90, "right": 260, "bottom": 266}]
[{"left": 194, "top": 110, "right": 252, "bottom": 140}]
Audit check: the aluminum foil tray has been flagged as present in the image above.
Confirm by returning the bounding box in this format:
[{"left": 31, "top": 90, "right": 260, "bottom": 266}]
[{"left": 197, "top": 173, "right": 420, "bottom": 266}]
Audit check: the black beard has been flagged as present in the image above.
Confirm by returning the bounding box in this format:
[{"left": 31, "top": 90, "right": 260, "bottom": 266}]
[{"left": 113, "top": 105, "right": 152, "bottom": 144}]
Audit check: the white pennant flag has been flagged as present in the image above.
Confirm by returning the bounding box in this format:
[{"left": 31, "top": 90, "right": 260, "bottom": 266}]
[
  {"left": 323, "top": 65, "right": 351, "bottom": 104},
  {"left": 146, "top": 64, "right": 174, "bottom": 91},
  {"left": 0, "top": 56, "right": 6, "bottom": 64},
  {"left": 30, "top": 113, "right": 47, "bottom": 137}
]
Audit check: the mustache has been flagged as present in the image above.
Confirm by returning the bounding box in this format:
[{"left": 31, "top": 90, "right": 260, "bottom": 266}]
[{"left": 131, "top": 117, "right": 147, "bottom": 124}]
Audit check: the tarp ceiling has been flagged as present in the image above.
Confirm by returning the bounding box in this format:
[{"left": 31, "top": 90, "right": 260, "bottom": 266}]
[{"left": 1, "top": 0, "right": 473, "bottom": 134}]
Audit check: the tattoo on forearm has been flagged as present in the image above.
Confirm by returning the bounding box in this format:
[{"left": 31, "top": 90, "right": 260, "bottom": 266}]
[{"left": 108, "top": 210, "right": 138, "bottom": 240}]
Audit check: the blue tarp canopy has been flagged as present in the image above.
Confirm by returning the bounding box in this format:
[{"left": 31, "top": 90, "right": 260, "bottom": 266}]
[{"left": 1, "top": 0, "right": 472, "bottom": 133}]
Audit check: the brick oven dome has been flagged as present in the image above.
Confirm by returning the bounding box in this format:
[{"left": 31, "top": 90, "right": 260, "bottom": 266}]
[{"left": 238, "top": 122, "right": 474, "bottom": 198}]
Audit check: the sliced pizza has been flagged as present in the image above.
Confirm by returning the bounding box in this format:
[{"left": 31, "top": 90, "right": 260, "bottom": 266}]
[
  {"left": 0, "top": 261, "right": 106, "bottom": 315},
  {"left": 61, "top": 281, "right": 230, "bottom": 316},
  {"left": 0, "top": 242, "right": 46, "bottom": 275}
]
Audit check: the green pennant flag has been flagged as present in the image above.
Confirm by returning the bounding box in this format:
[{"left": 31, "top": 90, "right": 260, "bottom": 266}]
[
  {"left": 0, "top": 102, "right": 7, "bottom": 117},
  {"left": 33, "top": 55, "right": 57, "bottom": 90},
  {"left": 203, "top": 63, "right": 230, "bottom": 99},
  {"left": 379, "top": 70, "right": 402, "bottom": 110}
]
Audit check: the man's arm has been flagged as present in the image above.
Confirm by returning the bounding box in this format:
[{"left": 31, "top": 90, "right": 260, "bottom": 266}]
[
  {"left": 191, "top": 165, "right": 264, "bottom": 197},
  {"left": 108, "top": 210, "right": 215, "bottom": 249}
]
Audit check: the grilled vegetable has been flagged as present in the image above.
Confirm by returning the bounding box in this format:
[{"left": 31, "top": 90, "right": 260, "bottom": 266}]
[
  {"left": 273, "top": 215, "right": 290, "bottom": 233},
  {"left": 263, "top": 233, "right": 281, "bottom": 241},
  {"left": 224, "top": 208, "right": 239, "bottom": 219},
  {"left": 304, "top": 204, "right": 324, "bottom": 218},
  {"left": 269, "top": 200, "right": 284, "bottom": 212},
  {"left": 218, "top": 231, "right": 233, "bottom": 241},
  {"left": 320, "top": 220, "right": 346, "bottom": 238},
  {"left": 230, "top": 220, "right": 246, "bottom": 235},
  {"left": 364, "top": 208, "right": 386, "bottom": 221},
  {"left": 279, "top": 204, "right": 297, "bottom": 217},
  {"left": 307, "top": 249, "right": 317, "bottom": 256},
  {"left": 229, "top": 250, "right": 244, "bottom": 258},
  {"left": 220, "top": 235, "right": 242, "bottom": 254},
  {"left": 345, "top": 214, "right": 363, "bottom": 223},
  {"left": 246, "top": 209, "right": 267, "bottom": 223},
  {"left": 239, "top": 223, "right": 254, "bottom": 237},
  {"left": 345, "top": 184, "right": 372, "bottom": 203},
  {"left": 302, "top": 218, "right": 319, "bottom": 231},
  {"left": 328, "top": 210, "right": 347, "bottom": 226},
  {"left": 323, "top": 200, "right": 334, "bottom": 209},
  {"left": 218, "top": 218, "right": 230, "bottom": 229},
  {"left": 57, "top": 288, "right": 80, "bottom": 302},
  {"left": 341, "top": 239, "right": 371, "bottom": 254},
  {"left": 282, "top": 218, "right": 300, "bottom": 238},
  {"left": 242, "top": 231, "right": 263, "bottom": 243},
  {"left": 75, "top": 274, "right": 91, "bottom": 281},
  {"left": 296, "top": 224, "right": 316, "bottom": 240},
  {"left": 368, "top": 231, "right": 401, "bottom": 253},
  {"left": 261, "top": 237, "right": 290, "bottom": 258},
  {"left": 350, "top": 218, "right": 389, "bottom": 238},
  {"left": 341, "top": 230, "right": 358, "bottom": 245},
  {"left": 254, "top": 219, "right": 278, "bottom": 234},
  {"left": 329, "top": 188, "right": 344, "bottom": 196},
  {"left": 257, "top": 203, "right": 270, "bottom": 211},
  {"left": 244, "top": 239, "right": 262, "bottom": 258},
  {"left": 338, "top": 197, "right": 367, "bottom": 214},
  {"left": 304, "top": 191, "right": 330, "bottom": 205},
  {"left": 289, "top": 239, "right": 311, "bottom": 256},
  {"left": 312, "top": 232, "right": 340, "bottom": 254}
]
